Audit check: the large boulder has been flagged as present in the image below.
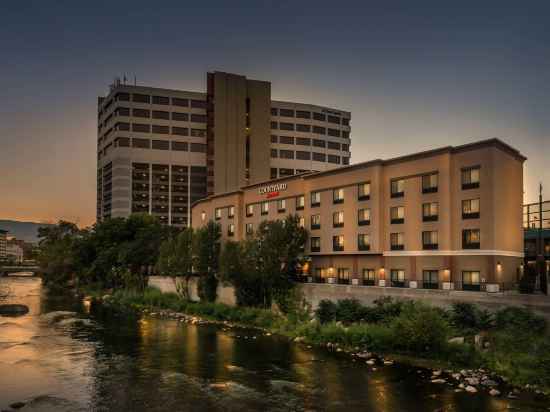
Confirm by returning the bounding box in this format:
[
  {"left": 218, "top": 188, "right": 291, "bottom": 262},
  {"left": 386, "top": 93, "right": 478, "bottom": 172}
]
[{"left": 0, "top": 304, "right": 29, "bottom": 317}]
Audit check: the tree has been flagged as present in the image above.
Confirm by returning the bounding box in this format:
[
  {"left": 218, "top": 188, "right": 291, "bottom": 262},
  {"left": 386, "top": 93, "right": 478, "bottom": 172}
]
[
  {"left": 37, "top": 221, "right": 82, "bottom": 287},
  {"left": 193, "top": 220, "right": 221, "bottom": 302},
  {"left": 157, "top": 228, "right": 194, "bottom": 298}
]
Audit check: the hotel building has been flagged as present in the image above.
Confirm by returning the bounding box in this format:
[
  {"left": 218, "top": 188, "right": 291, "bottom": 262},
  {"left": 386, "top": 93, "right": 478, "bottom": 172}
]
[
  {"left": 0, "top": 230, "right": 7, "bottom": 262},
  {"left": 192, "top": 139, "right": 526, "bottom": 292},
  {"left": 96, "top": 72, "right": 351, "bottom": 227}
]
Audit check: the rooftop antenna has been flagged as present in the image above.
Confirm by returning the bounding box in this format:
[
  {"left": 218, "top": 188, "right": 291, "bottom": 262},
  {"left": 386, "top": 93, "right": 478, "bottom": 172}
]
[{"left": 134, "top": 75, "right": 137, "bottom": 86}]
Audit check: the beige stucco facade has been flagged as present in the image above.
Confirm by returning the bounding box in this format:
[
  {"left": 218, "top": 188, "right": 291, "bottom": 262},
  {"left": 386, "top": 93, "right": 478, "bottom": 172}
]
[{"left": 192, "top": 139, "right": 525, "bottom": 292}]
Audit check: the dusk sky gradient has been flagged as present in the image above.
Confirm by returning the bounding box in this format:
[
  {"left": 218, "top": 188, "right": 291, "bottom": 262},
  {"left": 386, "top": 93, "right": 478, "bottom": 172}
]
[{"left": 1, "top": 1, "right": 548, "bottom": 226}]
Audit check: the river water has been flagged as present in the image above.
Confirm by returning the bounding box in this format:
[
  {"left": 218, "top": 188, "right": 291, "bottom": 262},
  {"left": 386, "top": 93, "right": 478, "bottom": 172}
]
[{"left": 0, "top": 277, "right": 547, "bottom": 411}]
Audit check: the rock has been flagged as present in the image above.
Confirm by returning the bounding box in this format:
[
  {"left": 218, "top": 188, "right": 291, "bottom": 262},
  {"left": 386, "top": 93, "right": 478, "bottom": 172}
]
[
  {"left": 458, "top": 383, "right": 465, "bottom": 389},
  {"left": 40, "top": 311, "right": 77, "bottom": 323},
  {"left": 432, "top": 370, "right": 442, "bottom": 377},
  {"left": 431, "top": 379, "right": 446, "bottom": 384},
  {"left": 507, "top": 392, "right": 518, "bottom": 399},
  {"left": 465, "top": 377, "right": 480, "bottom": 386},
  {"left": 465, "top": 385, "right": 478, "bottom": 393},
  {"left": 489, "top": 389, "right": 501, "bottom": 397},
  {"left": 452, "top": 373, "right": 462, "bottom": 381},
  {"left": 372, "top": 367, "right": 377, "bottom": 371},
  {"left": 0, "top": 304, "right": 29, "bottom": 317},
  {"left": 366, "top": 359, "right": 376, "bottom": 365},
  {"left": 383, "top": 360, "right": 394, "bottom": 366},
  {"left": 474, "top": 334, "right": 483, "bottom": 348},
  {"left": 294, "top": 336, "right": 305, "bottom": 343},
  {"left": 448, "top": 337, "right": 465, "bottom": 344},
  {"left": 336, "top": 348, "right": 343, "bottom": 352},
  {"left": 9, "top": 401, "right": 26, "bottom": 409},
  {"left": 454, "top": 389, "right": 463, "bottom": 393},
  {"left": 482, "top": 379, "right": 498, "bottom": 387},
  {"left": 16, "top": 395, "right": 86, "bottom": 411}
]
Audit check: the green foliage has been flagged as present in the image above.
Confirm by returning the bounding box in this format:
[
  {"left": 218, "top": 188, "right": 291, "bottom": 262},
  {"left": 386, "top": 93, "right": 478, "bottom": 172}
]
[
  {"left": 494, "top": 306, "right": 546, "bottom": 334},
  {"left": 37, "top": 221, "right": 82, "bottom": 287},
  {"left": 193, "top": 221, "right": 221, "bottom": 302},
  {"left": 450, "top": 302, "right": 494, "bottom": 333},
  {"left": 157, "top": 228, "right": 194, "bottom": 298},
  {"left": 315, "top": 300, "right": 337, "bottom": 324},
  {"left": 334, "top": 299, "right": 368, "bottom": 324}
]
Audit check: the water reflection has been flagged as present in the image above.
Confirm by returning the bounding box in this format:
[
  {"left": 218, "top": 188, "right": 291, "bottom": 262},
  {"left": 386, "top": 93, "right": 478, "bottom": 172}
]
[{"left": 0, "top": 277, "right": 547, "bottom": 411}]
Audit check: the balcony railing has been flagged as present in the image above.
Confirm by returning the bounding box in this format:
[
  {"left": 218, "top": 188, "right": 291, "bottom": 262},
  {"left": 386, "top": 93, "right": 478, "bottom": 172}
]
[
  {"left": 423, "top": 215, "right": 438, "bottom": 222},
  {"left": 462, "top": 212, "right": 480, "bottom": 219}
]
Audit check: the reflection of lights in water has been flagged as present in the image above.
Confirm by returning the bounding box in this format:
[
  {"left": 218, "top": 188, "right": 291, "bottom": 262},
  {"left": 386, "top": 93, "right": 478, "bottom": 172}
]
[{"left": 82, "top": 298, "right": 91, "bottom": 313}]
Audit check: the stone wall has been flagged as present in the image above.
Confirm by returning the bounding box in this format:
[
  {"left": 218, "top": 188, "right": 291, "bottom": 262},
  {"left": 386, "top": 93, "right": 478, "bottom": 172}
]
[
  {"left": 299, "top": 283, "right": 550, "bottom": 321},
  {"left": 148, "top": 276, "right": 236, "bottom": 306}
]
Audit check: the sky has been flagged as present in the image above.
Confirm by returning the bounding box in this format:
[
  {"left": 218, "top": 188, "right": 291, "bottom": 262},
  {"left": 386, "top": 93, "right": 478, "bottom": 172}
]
[{"left": 0, "top": 0, "right": 548, "bottom": 227}]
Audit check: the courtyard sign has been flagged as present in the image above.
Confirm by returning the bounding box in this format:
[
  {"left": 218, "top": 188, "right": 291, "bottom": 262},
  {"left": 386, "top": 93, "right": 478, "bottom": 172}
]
[{"left": 258, "top": 183, "right": 287, "bottom": 198}]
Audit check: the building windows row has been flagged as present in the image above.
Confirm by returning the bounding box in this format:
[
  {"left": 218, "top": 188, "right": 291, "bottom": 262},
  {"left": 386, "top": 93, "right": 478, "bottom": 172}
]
[
  {"left": 271, "top": 135, "right": 350, "bottom": 151},
  {"left": 270, "top": 149, "right": 349, "bottom": 165},
  {"left": 123, "top": 94, "right": 206, "bottom": 108},
  {"left": 107, "top": 122, "right": 206, "bottom": 138},
  {"left": 214, "top": 205, "right": 235, "bottom": 220},
  {"left": 115, "top": 137, "right": 206, "bottom": 153},
  {"left": 270, "top": 122, "right": 347, "bottom": 138},
  {"left": 311, "top": 183, "right": 370, "bottom": 207},
  {"left": 389, "top": 168, "right": 480, "bottom": 198},
  {"left": 115, "top": 108, "right": 207, "bottom": 123},
  {"left": 271, "top": 108, "right": 350, "bottom": 125}
]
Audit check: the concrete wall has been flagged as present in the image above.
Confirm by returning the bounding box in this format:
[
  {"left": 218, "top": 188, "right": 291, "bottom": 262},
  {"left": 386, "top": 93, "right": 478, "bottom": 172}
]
[
  {"left": 299, "top": 283, "right": 550, "bottom": 321},
  {"left": 148, "top": 276, "right": 236, "bottom": 306}
]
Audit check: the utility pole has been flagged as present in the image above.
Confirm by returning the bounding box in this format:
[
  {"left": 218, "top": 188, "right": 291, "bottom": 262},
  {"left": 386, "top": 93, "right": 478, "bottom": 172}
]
[{"left": 537, "top": 183, "right": 547, "bottom": 295}]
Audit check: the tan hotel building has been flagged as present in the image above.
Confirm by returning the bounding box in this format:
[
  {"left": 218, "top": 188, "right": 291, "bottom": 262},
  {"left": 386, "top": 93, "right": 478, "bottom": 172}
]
[
  {"left": 192, "top": 139, "right": 525, "bottom": 292},
  {"left": 97, "top": 71, "right": 351, "bottom": 227}
]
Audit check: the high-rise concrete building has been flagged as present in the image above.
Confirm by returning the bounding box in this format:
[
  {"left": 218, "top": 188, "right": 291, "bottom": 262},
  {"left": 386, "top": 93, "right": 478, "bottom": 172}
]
[
  {"left": 0, "top": 230, "right": 7, "bottom": 262},
  {"left": 97, "top": 71, "right": 351, "bottom": 227}
]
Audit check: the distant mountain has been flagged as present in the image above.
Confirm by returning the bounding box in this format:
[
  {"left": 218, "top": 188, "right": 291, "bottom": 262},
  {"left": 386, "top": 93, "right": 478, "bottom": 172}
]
[{"left": 0, "top": 220, "right": 54, "bottom": 243}]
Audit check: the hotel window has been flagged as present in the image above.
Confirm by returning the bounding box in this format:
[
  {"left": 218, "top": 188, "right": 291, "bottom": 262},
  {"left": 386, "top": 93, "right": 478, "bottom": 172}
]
[
  {"left": 327, "top": 141, "right": 341, "bottom": 150},
  {"left": 201, "top": 211, "right": 206, "bottom": 222},
  {"left": 315, "top": 268, "right": 328, "bottom": 282},
  {"left": 190, "top": 114, "right": 207, "bottom": 123},
  {"left": 313, "top": 112, "right": 326, "bottom": 121},
  {"left": 228, "top": 206, "right": 235, "bottom": 219},
  {"left": 296, "top": 195, "right": 305, "bottom": 210},
  {"left": 270, "top": 168, "right": 278, "bottom": 179},
  {"left": 390, "top": 269, "right": 406, "bottom": 288},
  {"left": 462, "top": 166, "right": 480, "bottom": 190},
  {"left": 462, "top": 271, "right": 481, "bottom": 291},
  {"left": 462, "top": 198, "right": 480, "bottom": 219},
  {"left": 313, "top": 138, "right": 326, "bottom": 147},
  {"left": 363, "top": 269, "right": 375, "bottom": 286},
  {"left": 152, "top": 140, "right": 169, "bottom": 150},
  {"left": 190, "top": 100, "right": 207, "bottom": 109},
  {"left": 311, "top": 191, "right": 321, "bottom": 207},
  {"left": 462, "top": 229, "right": 480, "bottom": 249},
  {"left": 343, "top": 157, "right": 350, "bottom": 165},
  {"left": 271, "top": 108, "right": 278, "bottom": 116},
  {"left": 342, "top": 144, "right": 349, "bottom": 152},
  {"left": 422, "top": 231, "right": 438, "bottom": 250},
  {"left": 311, "top": 237, "right": 321, "bottom": 252},
  {"left": 337, "top": 268, "right": 350, "bottom": 284},
  {"left": 342, "top": 118, "right": 350, "bottom": 126},
  {"left": 422, "top": 173, "right": 438, "bottom": 193},
  {"left": 215, "top": 208, "right": 222, "bottom": 220},
  {"left": 423, "top": 270, "right": 439, "bottom": 289},
  {"left": 296, "top": 151, "right": 311, "bottom": 160},
  {"left": 152, "top": 95, "right": 170, "bottom": 105},
  {"left": 227, "top": 224, "right": 235, "bottom": 237},
  {"left": 271, "top": 121, "right": 278, "bottom": 129},
  {"left": 152, "top": 110, "right": 170, "bottom": 120},
  {"left": 296, "top": 124, "right": 311, "bottom": 132},
  {"left": 422, "top": 202, "right": 439, "bottom": 222},
  {"left": 132, "top": 93, "right": 150, "bottom": 103},
  {"left": 311, "top": 214, "right": 321, "bottom": 230},
  {"left": 279, "top": 122, "right": 294, "bottom": 131},
  {"left": 333, "top": 235, "right": 344, "bottom": 251},
  {"left": 296, "top": 110, "right": 311, "bottom": 119},
  {"left": 280, "top": 136, "right": 294, "bottom": 145},
  {"left": 358, "top": 234, "right": 370, "bottom": 251},
  {"left": 333, "top": 211, "right": 344, "bottom": 228},
  {"left": 133, "top": 108, "right": 150, "bottom": 118},
  {"left": 312, "top": 152, "right": 326, "bottom": 162},
  {"left": 133, "top": 123, "right": 150, "bottom": 133},
  {"left": 279, "top": 108, "right": 295, "bottom": 117},
  {"left": 390, "top": 206, "right": 405, "bottom": 224},
  {"left": 280, "top": 150, "right": 294, "bottom": 159},
  {"left": 172, "top": 112, "right": 189, "bottom": 121},
  {"left": 279, "top": 168, "right": 294, "bottom": 176},
  {"left": 271, "top": 135, "right": 278, "bottom": 143},
  {"left": 296, "top": 137, "right": 311, "bottom": 146},
  {"left": 391, "top": 179, "right": 405, "bottom": 198},
  {"left": 358, "top": 208, "right": 371, "bottom": 225},
  {"left": 152, "top": 125, "right": 169, "bottom": 134},
  {"left": 328, "top": 128, "right": 341, "bottom": 137},
  {"left": 298, "top": 216, "right": 305, "bottom": 228},
  {"left": 172, "top": 97, "right": 189, "bottom": 107},
  {"left": 261, "top": 201, "right": 269, "bottom": 215},
  {"left": 390, "top": 232, "right": 404, "bottom": 250},
  {"left": 327, "top": 155, "right": 341, "bottom": 164},
  {"left": 172, "top": 127, "right": 189, "bottom": 136},
  {"left": 358, "top": 182, "right": 370, "bottom": 200},
  {"left": 333, "top": 188, "right": 344, "bottom": 204},
  {"left": 277, "top": 199, "right": 286, "bottom": 213},
  {"left": 270, "top": 149, "right": 278, "bottom": 158},
  {"left": 313, "top": 126, "right": 326, "bottom": 135},
  {"left": 328, "top": 115, "right": 340, "bottom": 124},
  {"left": 245, "top": 223, "right": 254, "bottom": 235},
  {"left": 246, "top": 204, "right": 254, "bottom": 217}
]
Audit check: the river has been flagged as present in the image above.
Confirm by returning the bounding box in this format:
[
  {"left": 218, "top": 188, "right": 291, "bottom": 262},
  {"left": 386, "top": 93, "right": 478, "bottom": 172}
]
[{"left": 0, "top": 276, "right": 547, "bottom": 411}]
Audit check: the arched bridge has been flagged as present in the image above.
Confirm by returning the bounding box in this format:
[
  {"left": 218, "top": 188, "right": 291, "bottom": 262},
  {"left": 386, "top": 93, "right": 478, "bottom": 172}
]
[{"left": 0, "top": 265, "right": 41, "bottom": 277}]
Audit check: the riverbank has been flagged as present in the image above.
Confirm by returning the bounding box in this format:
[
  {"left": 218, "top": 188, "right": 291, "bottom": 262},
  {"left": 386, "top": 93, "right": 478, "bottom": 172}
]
[{"left": 89, "top": 287, "right": 550, "bottom": 399}]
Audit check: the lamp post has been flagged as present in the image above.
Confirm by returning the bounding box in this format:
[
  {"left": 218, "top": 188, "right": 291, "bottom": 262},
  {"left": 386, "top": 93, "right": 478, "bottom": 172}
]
[{"left": 537, "top": 183, "right": 548, "bottom": 295}]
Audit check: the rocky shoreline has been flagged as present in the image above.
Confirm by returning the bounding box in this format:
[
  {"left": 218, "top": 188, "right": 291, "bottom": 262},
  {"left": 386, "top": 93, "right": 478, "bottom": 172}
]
[{"left": 127, "top": 304, "right": 549, "bottom": 402}]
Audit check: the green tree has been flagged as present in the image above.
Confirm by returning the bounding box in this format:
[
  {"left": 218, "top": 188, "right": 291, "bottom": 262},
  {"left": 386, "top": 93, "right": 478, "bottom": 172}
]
[
  {"left": 193, "top": 220, "right": 221, "bottom": 302},
  {"left": 157, "top": 228, "right": 194, "bottom": 298},
  {"left": 37, "top": 221, "right": 82, "bottom": 287}
]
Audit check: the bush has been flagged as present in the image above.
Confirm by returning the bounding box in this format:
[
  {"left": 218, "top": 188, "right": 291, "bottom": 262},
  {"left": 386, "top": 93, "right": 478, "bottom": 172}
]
[
  {"left": 494, "top": 306, "right": 546, "bottom": 335},
  {"left": 335, "top": 299, "right": 368, "bottom": 324},
  {"left": 372, "top": 297, "right": 404, "bottom": 322},
  {"left": 315, "top": 300, "right": 337, "bottom": 324},
  {"left": 450, "top": 302, "right": 493, "bottom": 333},
  {"left": 389, "top": 303, "right": 451, "bottom": 353}
]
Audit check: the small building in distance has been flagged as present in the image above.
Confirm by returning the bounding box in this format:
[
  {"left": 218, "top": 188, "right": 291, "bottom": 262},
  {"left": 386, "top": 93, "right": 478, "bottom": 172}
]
[{"left": 0, "top": 230, "right": 7, "bottom": 262}]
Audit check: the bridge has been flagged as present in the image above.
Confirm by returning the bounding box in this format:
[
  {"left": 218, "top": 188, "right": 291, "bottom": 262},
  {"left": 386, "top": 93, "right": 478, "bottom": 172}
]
[{"left": 0, "top": 265, "right": 41, "bottom": 277}]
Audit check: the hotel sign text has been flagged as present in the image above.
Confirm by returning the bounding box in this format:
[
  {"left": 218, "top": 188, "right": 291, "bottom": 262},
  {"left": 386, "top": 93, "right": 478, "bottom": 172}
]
[{"left": 259, "top": 183, "right": 287, "bottom": 198}]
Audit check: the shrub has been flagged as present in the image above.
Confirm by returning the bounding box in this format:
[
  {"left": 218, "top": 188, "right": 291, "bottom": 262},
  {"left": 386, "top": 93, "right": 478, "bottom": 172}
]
[
  {"left": 389, "top": 304, "right": 451, "bottom": 353},
  {"left": 450, "top": 302, "right": 494, "bottom": 333},
  {"left": 315, "top": 300, "right": 337, "bottom": 324},
  {"left": 372, "top": 297, "right": 404, "bottom": 321},
  {"left": 494, "top": 306, "right": 546, "bottom": 335},
  {"left": 335, "top": 299, "right": 368, "bottom": 324}
]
